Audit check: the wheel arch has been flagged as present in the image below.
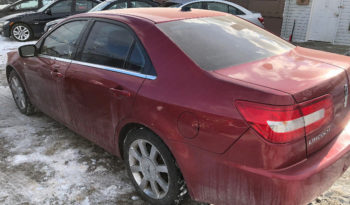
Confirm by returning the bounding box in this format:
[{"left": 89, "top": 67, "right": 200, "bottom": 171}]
[{"left": 6, "top": 65, "right": 14, "bottom": 82}]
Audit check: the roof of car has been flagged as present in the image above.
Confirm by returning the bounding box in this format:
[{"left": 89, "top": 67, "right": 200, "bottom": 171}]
[{"left": 90, "top": 8, "right": 226, "bottom": 23}]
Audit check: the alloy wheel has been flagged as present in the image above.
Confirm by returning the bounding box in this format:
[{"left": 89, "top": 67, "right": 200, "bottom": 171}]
[
  {"left": 13, "top": 25, "right": 30, "bottom": 41},
  {"left": 10, "top": 75, "right": 26, "bottom": 110},
  {"left": 128, "top": 139, "right": 170, "bottom": 199}
]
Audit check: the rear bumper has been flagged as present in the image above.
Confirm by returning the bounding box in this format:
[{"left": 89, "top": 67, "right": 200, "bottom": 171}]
[{"left": 172, "top": 122, "right": 350, "bottom": 205}]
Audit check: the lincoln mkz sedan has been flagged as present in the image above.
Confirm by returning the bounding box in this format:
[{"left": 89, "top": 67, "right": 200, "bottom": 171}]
[{"left": 6, "top": 8, "right": 350, "bottom": 205}]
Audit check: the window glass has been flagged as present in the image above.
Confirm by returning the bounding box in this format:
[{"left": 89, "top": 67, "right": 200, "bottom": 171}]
[
  {"left": 15, "top": 0, "right": 39, "bottom": 10},
  {"left": 50, "top": 0, "right": 72, "bottom": 13},
  {"left": 80, "top": 22, "right": 134, "bottom": 69},
  {"left": 75, "top": 0, "right": 95, "bottom": 12},
  {"left": 89, "top": 0, "right": 109, "bottom": 11},
  {"left": 157, "top": 15, "right": 295, "bottom": 71},
  {"left": 126, "top": 42, "right": 145, "bottom": 72},
  {"left": 130, "top": 1, "right": 153, "bottom": 8},
  {"left": 228, "top": 6, "right": 244, "bottom": 15},
  {"left": 186, "top": 2, "right": 202, "bottom": 9},
  {"left": 41, "top": 21, "right": 87, "bottom": 59},
  {"left": 108, "top": 1, "right": 128, "bottom": 9},
  {"left": 207, "top": 2, "right": 228, "bottom": 13},
  {"left": 42, "top": 0, "right": 54, "bottom": 6}
]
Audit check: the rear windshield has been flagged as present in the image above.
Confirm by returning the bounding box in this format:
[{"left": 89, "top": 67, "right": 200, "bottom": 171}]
[{"left": 157, "top": 15, "right": 294, "bottom": 71}]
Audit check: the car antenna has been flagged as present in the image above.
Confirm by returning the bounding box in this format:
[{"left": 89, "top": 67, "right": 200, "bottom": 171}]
[{"left": 181, "top": 7, "right": 191, "bottom": 12}]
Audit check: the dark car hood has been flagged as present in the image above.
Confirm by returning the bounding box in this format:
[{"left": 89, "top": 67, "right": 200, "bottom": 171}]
[{"left": 0, "top": 11, "right": 36, "bottom": 21}]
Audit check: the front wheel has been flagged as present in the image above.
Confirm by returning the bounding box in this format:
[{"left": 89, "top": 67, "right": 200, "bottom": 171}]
[
  {"left": 11, "top": 23, "right": 33, "bottom": 42},
  {"left": 9, "top": 70, "right": 36, "bottom": 115},
  {"left": 124, "top": 128, "right": 187, "bottom": 205}
]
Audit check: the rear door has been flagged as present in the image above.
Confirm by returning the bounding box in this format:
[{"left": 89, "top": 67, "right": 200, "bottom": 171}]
[{"left": 64, "top": 20, "right": 151, "bottom": 150}]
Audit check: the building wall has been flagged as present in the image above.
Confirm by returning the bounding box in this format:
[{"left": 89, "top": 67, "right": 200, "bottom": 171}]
[
  {"left": 281, "top": 0, "right": 313, "bottom": 42},
  {"left": 282, "top": 0, "right": 350, "bottom": 45},
  {"left": 230, "top": 0, "right": 285, "bottom": 35},
  {"left": 335, "top": 0, "right": 350, "bottom": 45}
]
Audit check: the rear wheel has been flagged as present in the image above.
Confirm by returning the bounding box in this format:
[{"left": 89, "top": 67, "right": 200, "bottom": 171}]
[
  {"left": 124, "top": 128, "right": 187, "bottom": 205},
  {"left": 11, "top": 23, "right": 33, "bottom": 42},
  {"left": 9, "top": 70, "right": 35, "bottom": 115}
]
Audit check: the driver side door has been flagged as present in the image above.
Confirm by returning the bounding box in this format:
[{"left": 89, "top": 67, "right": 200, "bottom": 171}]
[
  {"left": 32, "top": 0, "right": 74, "bottom": 35},
  {"left": 23, "top": 20, "right": 88, "bottom": 122}
]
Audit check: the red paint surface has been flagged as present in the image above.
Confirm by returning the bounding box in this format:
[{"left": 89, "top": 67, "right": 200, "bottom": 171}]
[{"left": 6, "top": 9, "right": 350, "bottom": 205}]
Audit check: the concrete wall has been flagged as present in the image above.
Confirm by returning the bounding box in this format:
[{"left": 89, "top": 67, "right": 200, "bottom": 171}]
[{"left": 281, "top": 0, "right": 313, "bottom": 42}]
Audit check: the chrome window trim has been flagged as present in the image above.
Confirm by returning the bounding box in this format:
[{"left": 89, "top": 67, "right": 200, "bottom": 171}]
[
  {"left": 38, "top": 54, "right": 157, "bottom": 80},
  {"left": 71, "top": 60, "right": 157, "bottom": 80},
  {"left": 38, "top": 54, "right": 72, "bottom": 63}
]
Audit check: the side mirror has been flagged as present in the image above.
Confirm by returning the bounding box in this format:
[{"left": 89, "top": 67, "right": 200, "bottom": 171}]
[
  {"left": 45, "top": 9, "right": 52, "bottom": 15},
  {"left": 9, "top": 6, "right": 15, "bottom": 11},
  {"left": 19, "top": 45, "right": 37, "bottom": 58}
]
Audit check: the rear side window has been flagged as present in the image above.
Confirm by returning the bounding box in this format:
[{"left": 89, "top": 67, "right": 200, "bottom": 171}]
[
  {"left": 125, "top": 42, "right": 146, "bottom": 72},
  {"left": 75, "top": 0, "right": 95, "bottom": 12},
  {"left": 186, "top": 2, "right": 202, "bottom": 9},
  {"left": 40, "top": 20, "right": 87, "bottom": 59},
  {"left": 157, "top": 15, "right": 294, "bottom": 71},
  {"left": 229, "top": 6, "right": 244, "bottom": 15},
  {"left": 206, "top": 2, "right": 227, "bottom": 13},
  {"left": 79, "top": 21, "right": 134, "bottom": 69},
  {"left": 130, "top": 1, "right": 153, "bottom": 8}
]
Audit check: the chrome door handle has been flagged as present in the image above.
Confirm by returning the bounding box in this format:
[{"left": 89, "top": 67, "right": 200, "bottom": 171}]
[
  {"left": 50, "top": 70, "right": 64, "bottom": 78},
  {"left": 109, "top": 87, "right": 131, "bottom": 97}
]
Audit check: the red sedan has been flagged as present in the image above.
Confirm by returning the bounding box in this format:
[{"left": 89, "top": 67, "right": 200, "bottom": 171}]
[{"left": 6, "top": 8, "right": 350, "bottom": 205}]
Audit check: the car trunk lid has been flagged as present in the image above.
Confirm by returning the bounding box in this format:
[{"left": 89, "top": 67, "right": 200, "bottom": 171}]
[{"left": 214, "top": 47, "right": 350, "bottom": 156}]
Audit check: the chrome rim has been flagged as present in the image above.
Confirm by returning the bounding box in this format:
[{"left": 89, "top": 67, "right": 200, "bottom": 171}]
[
  {"left": 10, "top": 76, "right": 26, "bottom": 110},
  {"left": 13, "top": 25, "right": 30, "bottom": 41},
  {"left": 129, "top": 139, "right": 169, "bottom": 199}
]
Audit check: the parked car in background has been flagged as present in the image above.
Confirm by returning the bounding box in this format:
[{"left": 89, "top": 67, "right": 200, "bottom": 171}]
[
  {"left": 44, "top": 0, "right": 159, "bottom": 31},
  {"left": 6, "top": 8, "right": 350, "bottom": 205},
  {"left": 0, "top": 0, "right": 53, "bottom": 18},
  {"left": 169, "top": 0, "right": 264, "bottom": 27},
  {"left": 0, "top": 0, "right": 100, "bottom": 41}
]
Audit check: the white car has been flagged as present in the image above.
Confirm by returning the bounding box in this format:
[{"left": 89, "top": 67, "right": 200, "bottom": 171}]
[{"left": 170, "top": 0, "right": 264, "bottom": 27}]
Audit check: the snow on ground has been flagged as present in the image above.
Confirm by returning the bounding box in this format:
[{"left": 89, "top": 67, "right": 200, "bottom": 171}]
[{"left": 0, "top": 36, "right": 349, "bottom": 205}]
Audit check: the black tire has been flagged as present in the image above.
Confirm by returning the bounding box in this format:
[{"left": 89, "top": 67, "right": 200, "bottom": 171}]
[
  {"left": 11, "top": 23, "right": 33, "bottom": 42},
  {"left": 124, "top": 128, "right": 187, "bottom": 205},
  {"left": 9, "top": 70, "right": 36, "bottom": 115}
]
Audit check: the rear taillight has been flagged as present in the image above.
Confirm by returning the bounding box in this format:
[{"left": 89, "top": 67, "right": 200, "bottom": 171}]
[
  {"left": 258, "top": 17, "right": 264, "bottom": 25},
  {"left": 236, "top": 95, "right": 333, "bottom": 144}
]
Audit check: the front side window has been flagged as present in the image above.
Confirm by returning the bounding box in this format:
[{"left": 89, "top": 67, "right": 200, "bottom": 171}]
[
  {"left": 157, "top": 15, "right": 294, "bottom": 71},
  {"left": 75, "top": 0, "right": 95, "bottom": 12},
  {"left": 50, "top": 0, "right": 72, "bottom": 13},
  {"left": 206, "top": 2, "right": 228, "bottom": 13},
  {"left": 79, "top": 21, "right": 134, "bottom": 69},
  {"left": 41, "top": 20, "right": 87, "bottom": 59},
  {"left": 15, "top": 0, "right": 39, "bottom": 10},
  {"left": 108, "top": 1, "right": 128, "bottom": 9},
  {"left": 130, "top": 1, "right": 153, "bottom": 8}
]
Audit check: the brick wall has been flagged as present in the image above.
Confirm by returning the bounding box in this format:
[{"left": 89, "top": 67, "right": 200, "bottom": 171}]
[
  {"left": 281, "top": 0, "right": 313, "bottom": 42},
  {"left": 335, "top": 0, "right": 350, "bottom": 45}
]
